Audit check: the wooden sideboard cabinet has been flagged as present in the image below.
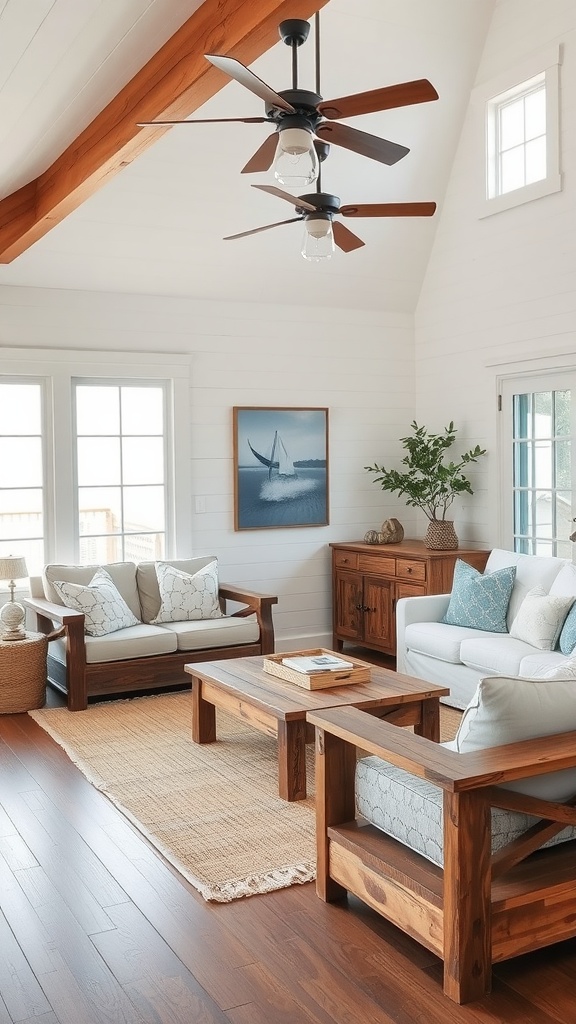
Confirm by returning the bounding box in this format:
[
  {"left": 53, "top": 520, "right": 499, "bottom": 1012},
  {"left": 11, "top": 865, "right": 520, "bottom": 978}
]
[{"left": 330, "top": 540, "right": 490, "bottom": 657}]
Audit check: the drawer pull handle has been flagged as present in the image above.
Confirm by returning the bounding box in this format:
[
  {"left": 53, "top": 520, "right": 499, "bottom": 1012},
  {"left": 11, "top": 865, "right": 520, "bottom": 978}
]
[{"left": 406, "top": 567, "right": 413, "bottom": 574}]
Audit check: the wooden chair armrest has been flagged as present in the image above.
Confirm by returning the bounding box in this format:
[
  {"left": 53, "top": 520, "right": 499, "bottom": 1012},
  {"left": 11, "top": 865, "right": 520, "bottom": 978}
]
[
  {"left": 24, "top": 595, "right": 85, "bottom": 626},
  {"left": 307, "top": 706, "right": 576, "bottom": 793},
  {"left": 218, "top": 585, "right": 278, "bottom": 608}
]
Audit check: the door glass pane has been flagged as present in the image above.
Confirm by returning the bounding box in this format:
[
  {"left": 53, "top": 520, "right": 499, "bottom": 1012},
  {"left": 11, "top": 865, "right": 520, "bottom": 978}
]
[
  {"left": 77, "top": 438, "right": 121, "bottom": 486},
  {"left": 78, "top": 487, "right": 122, "bottom": 535},
  {"left": 76, "top": 386, "right": 120, "bottom": 435},
  {"left": 122, "top": 387, "right": 163, "bottom": 434},
  {"left": 122, "top": 437, "right": 164, "bottom": 485},
  {"left": 123, "top": 486, "right": 165, "bottom": 532},
  {"left": 511, "top": 386, "right": 573, "bottom": 556}
]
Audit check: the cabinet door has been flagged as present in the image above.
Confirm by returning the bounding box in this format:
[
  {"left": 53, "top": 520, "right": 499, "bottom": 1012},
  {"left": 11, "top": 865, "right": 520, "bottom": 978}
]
[
  {"left": 363, "top": 576, "right": 394, "bottom": 649},
  {"left": 333, "top": 570, "right": 363, "bottom": 641}
]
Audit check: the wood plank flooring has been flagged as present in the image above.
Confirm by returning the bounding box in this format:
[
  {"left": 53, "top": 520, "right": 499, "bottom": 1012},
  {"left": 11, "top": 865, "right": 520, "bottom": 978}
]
[{"left": 1, "top": 678, "right": 576, "bottom": 1023}]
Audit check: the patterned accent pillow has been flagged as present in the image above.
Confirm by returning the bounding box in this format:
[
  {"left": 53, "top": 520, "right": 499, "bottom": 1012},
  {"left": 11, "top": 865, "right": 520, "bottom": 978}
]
[
  {"left": 510, "top": 586, "right": 574, "bottom": 651},
  {"left": 559, "top": 602, "right": 576, "bottom": 655},
  {"left": 52, "top": 567, "right": 140, "bottom": 637},
  {"left": 442, "top": 558, "right": 516, "bottom": 632},
  {"left": 151, "top": 560, "right": 223, "bottom": 623}
]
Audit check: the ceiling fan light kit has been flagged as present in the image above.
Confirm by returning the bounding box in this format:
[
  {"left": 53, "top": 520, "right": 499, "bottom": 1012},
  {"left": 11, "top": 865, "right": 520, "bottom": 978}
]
[
  {"left": 301, "top": 213, "right": 334, "bottom": 262},
  {"left": 138, "top": 14, "right": 440, "bottom": 259}
]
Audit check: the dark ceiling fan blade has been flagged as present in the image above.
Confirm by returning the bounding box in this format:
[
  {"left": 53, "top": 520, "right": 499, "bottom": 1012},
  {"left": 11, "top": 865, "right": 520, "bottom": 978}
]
[
  {"left": 317, "top": 79, "right": 439, "bottom": 120},
  {"left": 332, "top": 221, "right": 365, "bottom": 252},
  {"left": 252, "top": 184, "right": 317, "bottom": 212},
  {"left": 137, "top": 116, "right": 268, "bottom": 126},
  {"left": 205, "top": 55, "right": 295, "bottom": 113},
  {"left": 340, "top": 202, "right": 437, "bottom": 218},
  {"left": 241, "top": 133, "right": 279, "bottom": 174},
  {"left": 315, "top": 122, "right": 409, "bottom": 165},
  {"left": 224, "top": 217, "right": 303, "bottom": 240}
]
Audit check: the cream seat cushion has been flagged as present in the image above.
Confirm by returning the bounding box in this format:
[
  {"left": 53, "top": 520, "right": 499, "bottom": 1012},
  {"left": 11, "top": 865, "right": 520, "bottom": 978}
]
[
  {"left": 159, "top": 614, "right": 259, "bottom": 651},
  {"left": 50, "top": 623, "right": 178, "bottom": 665}
]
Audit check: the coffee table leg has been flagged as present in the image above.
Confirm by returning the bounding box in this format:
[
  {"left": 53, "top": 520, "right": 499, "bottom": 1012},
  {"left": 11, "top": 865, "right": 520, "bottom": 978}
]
[
  {"left": 191, "top": 676, "right": 216, "bottom": 743},
  {"left": 415, "top": 697, "right": 440, "bottom": 742},
  {"left": 277, "top": 719, "right": 307, "bottom": 801}
]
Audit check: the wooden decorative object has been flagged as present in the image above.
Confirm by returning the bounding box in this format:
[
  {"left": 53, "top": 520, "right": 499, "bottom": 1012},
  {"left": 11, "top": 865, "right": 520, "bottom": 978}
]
[{"left": 263, "top": 648, "right": 371, "bottom": 689}]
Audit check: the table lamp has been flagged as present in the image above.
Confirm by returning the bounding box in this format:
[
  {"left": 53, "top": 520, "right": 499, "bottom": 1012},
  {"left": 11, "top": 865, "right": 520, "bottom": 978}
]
[{"left": 0, "top": 555, "right": 28, "bottom": 641}]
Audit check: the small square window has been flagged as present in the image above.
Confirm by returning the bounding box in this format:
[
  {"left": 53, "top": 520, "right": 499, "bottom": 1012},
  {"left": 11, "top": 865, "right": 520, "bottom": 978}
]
[{"left": 481, "top": 47, "right": 561, "bottom": 217}]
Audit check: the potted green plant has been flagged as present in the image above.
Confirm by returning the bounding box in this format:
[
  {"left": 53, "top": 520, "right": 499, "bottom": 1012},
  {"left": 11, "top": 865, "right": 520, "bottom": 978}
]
[{"left": 365, "top": 421, "right": 487, "bottom": 549}]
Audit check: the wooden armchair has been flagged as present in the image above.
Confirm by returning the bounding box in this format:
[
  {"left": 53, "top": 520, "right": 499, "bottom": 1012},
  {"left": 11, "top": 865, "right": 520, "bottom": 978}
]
[{"left": 307, "top": 703, "right": 576, "bottom": 1004}]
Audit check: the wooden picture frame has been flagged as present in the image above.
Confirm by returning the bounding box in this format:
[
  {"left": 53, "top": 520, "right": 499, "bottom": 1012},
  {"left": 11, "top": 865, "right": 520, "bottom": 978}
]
[{"left": 233, "top": 407, "right": 329, "bottom": 531}]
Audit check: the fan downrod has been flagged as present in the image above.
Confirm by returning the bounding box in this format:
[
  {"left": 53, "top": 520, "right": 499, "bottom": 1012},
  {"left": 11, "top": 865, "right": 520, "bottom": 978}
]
[{"left": 278, "top": 20, "right": 310, "bottom": 47}]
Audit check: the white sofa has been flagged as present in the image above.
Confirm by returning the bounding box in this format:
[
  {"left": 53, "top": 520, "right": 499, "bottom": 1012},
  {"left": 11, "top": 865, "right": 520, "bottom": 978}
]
[
  {"left": 396, "top": 548, "right": 576, "bottom": 708},
  {"left": 25, "top": 557, "right": 277, "bottom": 711}
]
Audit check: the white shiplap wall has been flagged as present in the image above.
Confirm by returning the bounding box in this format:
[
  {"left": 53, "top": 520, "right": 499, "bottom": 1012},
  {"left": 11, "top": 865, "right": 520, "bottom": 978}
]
[
  {"left": 415, "top": 0, "right": 576, "bottom": 548},
  {"left": 0, "top": 284, "right": 417, "bottom": 648}
]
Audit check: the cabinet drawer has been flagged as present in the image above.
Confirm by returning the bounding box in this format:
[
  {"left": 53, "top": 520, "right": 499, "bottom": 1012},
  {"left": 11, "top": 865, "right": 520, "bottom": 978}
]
[
  {"left": 396, "top": 559, "right": 426, "bottom": 583},
  {"left": 357, "top": 554, "right": 396, "bottom": 576},
  {"left": 334, "top": 551, "right": 358, "bottom": 570}
]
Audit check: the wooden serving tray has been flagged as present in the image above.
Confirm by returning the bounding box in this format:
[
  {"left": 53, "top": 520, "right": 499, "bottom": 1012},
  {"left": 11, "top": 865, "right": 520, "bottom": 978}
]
[{"left": 263, "top": 648, "right": 372, "bottom": 689}]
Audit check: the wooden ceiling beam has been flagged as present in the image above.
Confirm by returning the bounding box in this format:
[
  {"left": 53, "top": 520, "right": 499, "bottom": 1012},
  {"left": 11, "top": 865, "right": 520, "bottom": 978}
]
[{"left": 0, "top": 0, "right": 329, "bottom": 263}]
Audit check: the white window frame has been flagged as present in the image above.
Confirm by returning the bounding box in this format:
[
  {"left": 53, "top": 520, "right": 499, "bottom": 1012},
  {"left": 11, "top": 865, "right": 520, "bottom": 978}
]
[
  {"left": 0, "top": 348, "right": 192, "bottom": 566},
  {"left": 478, "top": 44, "right": 561, "bottom": 218}
]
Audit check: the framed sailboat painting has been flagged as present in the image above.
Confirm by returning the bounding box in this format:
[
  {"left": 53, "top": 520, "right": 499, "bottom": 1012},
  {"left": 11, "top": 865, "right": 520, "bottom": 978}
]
[{"left": 233, "top": 407, "right": 329, "bottom": 530}]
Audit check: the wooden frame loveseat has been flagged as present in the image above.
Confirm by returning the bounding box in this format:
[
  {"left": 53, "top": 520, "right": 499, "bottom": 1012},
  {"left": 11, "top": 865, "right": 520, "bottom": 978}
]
[{"left": 25, "top": 558, "right": 277, "bottom": 711}]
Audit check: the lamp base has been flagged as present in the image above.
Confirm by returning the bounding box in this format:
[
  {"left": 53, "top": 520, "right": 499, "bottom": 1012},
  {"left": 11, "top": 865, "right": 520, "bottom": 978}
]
[{"left": 0, "top": 600, "right": 27, "bottom": 641}]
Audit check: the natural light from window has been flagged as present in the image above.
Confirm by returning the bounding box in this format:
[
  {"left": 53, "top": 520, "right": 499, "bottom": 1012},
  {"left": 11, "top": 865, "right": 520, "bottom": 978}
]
[{"left": 497, "top": 82, "right": 546, "bottom": 195}]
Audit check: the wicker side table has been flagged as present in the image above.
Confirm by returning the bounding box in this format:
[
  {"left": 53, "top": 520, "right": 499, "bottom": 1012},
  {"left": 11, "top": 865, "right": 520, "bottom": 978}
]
[{"left": 0, "top": 630, "right": 51, "bottom": 713}]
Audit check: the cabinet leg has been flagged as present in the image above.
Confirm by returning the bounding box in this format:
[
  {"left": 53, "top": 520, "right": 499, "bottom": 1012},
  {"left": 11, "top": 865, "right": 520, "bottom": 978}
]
[{"left": 332, "top": 636, "right": 344, "bottom": 652}]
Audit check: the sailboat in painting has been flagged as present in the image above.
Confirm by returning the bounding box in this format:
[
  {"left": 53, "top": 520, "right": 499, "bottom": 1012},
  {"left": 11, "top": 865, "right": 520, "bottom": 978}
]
[
  {"left": 248, "top": 431, "right": 296, "bottom": 480},
  {"left": 248, "top": 430, "right": 317, "bottom": 502}
]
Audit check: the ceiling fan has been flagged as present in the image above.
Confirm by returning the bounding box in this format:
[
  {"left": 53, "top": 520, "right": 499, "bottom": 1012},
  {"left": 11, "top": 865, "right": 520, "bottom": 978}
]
[
  {"left": 138, "top": 13, "right": 439, "bottom": 189},
  {"left": 224, "top": 141, "right": 436, "bottom": 261}
]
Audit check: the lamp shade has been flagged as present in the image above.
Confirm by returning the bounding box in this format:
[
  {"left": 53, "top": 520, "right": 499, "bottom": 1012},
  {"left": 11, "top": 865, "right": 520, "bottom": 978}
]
[{"left": 0, "top": 556, "right": 28, "bottom": 582}]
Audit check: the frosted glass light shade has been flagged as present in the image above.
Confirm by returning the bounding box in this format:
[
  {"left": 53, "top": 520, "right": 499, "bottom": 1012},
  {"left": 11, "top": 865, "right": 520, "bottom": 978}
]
[{"left": 273, "top": 128, "right": 319, "bottom": 188}]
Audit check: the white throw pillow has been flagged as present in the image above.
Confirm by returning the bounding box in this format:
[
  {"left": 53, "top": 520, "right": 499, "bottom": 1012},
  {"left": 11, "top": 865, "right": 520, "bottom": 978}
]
[
  {"left": 509, "top": 585, "right": 574, "bottom": 650},
  {"left": 52, "top": 567, "right": 140, "bottom": 637},
  {"left": 453, "top": 674, "right": 576, "bottom": 801},
  {"left": 535, "top": 657, "right": 576, "bottom": 681},
  {"left": 151, "top": 560, "right": 223, "bottom": 623}
]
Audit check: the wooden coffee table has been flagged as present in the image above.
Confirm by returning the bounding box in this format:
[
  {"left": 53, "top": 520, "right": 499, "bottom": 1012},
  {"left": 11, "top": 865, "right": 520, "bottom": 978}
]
[{"left": 184, "top": 656, "right": 449, "bottom": 801}]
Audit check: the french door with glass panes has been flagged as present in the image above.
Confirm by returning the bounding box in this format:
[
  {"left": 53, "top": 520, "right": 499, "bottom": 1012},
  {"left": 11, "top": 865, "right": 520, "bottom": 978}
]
[{"left": 500, "top": 373, "right": 576, "bottom": 558}]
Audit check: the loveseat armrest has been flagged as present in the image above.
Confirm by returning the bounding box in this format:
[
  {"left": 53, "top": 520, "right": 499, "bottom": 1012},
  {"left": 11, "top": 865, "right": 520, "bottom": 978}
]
[
  {"left": 395, "top": 593, "right": 450, "bottom": 672},
  {"left": 24, "top": 595, "right": 85, "bottom": 632},
  {"left": 218, "top": 586, "right": 278, "bottom": 654}
]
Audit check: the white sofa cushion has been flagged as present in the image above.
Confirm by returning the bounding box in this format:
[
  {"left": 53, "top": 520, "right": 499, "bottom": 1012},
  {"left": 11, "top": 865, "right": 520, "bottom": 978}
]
[
  {"left": 404, "top": 621, "right": 496, "bottom": 664},
  {"left": 50, "top": 623, "right": 178, "bottom": 665},
  {"left": 150, "top": 560, "right": 223, "bottom": 623},
  {"left": 454, "top": 675, "right": 576, "bottom": 800},
  {"left": 51, "top": 568, "right": 140, "bottom": 637},
  {"left": 459, "top": 635, "right": 535, "bottom": 676},
  {"left": 484, "top": 549, "right": 567, "bottom": 628},
  {"left": 158, "top": 614, "right": 259, "bottom": 651},
  {"left": 44, "top": 561, "right": 141, "bottom": 619},
  {"left": 533, "top": 656, "right": 576, "bottom": 680},
  {"left": 509, "top": 586, "right": 574, "bottom": 650},
  {"left": 355, "top": 755, "right": 576, "bottom": 869},
  {"left": 137, "top": 557, "right": 219, "bottom": 623},
  {"left": 519, "top": 651, "right": 568, "bottom": 676}
]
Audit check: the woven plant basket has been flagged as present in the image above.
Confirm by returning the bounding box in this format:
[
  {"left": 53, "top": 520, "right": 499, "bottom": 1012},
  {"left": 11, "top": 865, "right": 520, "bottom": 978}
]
[
  {"left": 425, "top": 520, "right": 459, "bottom": 550},
  {"left": 0, "top": 632, "right": 48, "bottom": 713}
]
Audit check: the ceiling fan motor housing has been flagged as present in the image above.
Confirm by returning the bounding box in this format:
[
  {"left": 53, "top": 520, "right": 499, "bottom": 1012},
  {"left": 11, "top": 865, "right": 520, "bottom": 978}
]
[
  {"left": 265, "top": 90, "right": 323, "bottom": 128},
  {"left": 297, "top": 193, "right": 341, "bottom": 216}
]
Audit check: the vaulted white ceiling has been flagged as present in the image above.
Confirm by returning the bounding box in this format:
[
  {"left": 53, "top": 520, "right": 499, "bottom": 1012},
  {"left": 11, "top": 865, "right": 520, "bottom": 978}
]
[{"left": 0, "top": 0, "right": 494, "bottom": 312}]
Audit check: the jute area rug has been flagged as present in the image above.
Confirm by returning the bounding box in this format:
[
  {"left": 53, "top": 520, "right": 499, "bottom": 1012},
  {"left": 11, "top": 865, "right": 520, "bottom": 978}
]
[{"left": 29, "top": 692, "right": 462, "bottom": 903}]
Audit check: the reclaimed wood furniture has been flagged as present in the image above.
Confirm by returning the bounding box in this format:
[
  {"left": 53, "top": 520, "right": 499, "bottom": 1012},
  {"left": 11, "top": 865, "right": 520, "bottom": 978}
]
[
  {"left": 25, "top": 577, "right": 277, "bottom": 712},
  {"left": 185, "top": 656, "right": 449, "bottom": 801},
  {"left": 307, "top": 704, "right": 576, "bottom": 1004},
  {"left": 330, "top": 540, "right": 489, "bottom": 657}
]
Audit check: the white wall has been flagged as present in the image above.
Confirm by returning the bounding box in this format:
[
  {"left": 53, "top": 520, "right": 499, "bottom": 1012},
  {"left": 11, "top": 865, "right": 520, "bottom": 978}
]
[
  {"left": 415, "top": 0, "right": 576, "bottom": 548},
  {"left": 0, "top": 285, "right": 417, "bottom": 648}
]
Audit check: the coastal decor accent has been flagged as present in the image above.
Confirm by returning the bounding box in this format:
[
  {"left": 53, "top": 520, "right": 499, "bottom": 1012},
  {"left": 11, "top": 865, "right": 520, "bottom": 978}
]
[
  {"left": 365, "top": 421, "right": 487, "bottom": 550},
  {"left": 380, "top": 518, "right": 404, "bottom": 543},
  {"left": 233, "top": 407, "right": 328, "bottom": 530}
]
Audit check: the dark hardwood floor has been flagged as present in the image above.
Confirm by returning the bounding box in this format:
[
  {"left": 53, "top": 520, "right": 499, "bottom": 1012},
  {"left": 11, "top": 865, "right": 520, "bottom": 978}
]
[{"left": 1, "top": 663, "right": 576, "bottom": 1023}]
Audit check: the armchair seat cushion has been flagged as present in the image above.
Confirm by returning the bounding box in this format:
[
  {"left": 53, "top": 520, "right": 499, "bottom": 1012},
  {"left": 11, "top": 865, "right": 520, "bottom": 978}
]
[
  {"left": 355, "top": 755, "right": 576, "bottom": 868},
  {"left": 459, "top": 635, "right": 536, "bottom": 676},
  {"left": 159, "top": 613, "right": 259, "bottom": 651}
]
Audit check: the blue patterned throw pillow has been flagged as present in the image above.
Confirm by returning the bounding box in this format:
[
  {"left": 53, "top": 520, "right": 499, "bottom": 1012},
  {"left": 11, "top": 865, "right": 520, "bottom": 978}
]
[
  {"left": 442, "top": 559, "right": 516, "bottom": 633},
  {"left": 559, "top": 602, "right": 576, "bottom": 655}
]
